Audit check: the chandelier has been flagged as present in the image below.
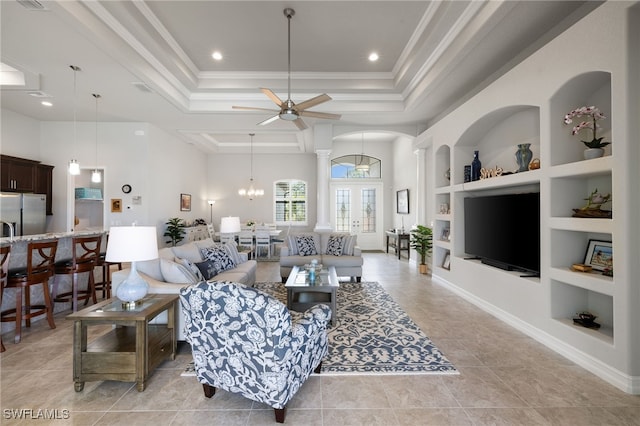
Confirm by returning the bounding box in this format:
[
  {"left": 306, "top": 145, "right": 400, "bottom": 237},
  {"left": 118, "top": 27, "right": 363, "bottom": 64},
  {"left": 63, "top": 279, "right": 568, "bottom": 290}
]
[
  {"left": 68, "top": 65, "right": 81, "bottom": 175},
  {"left": 238, "top": 133, "right": 264, "bottom": 200},
  {"left": 355, "top": 132, "right": 370, "bottom": 172}
]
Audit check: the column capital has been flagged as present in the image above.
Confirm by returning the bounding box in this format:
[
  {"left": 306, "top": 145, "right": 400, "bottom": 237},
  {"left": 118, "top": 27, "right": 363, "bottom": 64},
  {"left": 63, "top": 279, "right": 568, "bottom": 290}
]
[{"left": 315, "top": 149, "right": 332, "bottom": 158}]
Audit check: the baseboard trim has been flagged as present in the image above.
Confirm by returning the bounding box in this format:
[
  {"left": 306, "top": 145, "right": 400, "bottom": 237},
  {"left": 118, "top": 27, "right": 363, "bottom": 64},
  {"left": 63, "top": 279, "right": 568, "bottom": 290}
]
[{"left": 432, "top": 274, "right": 639, "bottom": 395}]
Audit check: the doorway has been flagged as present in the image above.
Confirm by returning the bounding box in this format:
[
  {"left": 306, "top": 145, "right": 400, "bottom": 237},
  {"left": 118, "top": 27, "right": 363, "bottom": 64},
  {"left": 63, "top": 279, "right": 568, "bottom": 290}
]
[
  {"left": 72, "top": 168, "right": 105, "bottom": 231},
  {"left": 330, "top": 182, "right": 383, "bottom": 250}
]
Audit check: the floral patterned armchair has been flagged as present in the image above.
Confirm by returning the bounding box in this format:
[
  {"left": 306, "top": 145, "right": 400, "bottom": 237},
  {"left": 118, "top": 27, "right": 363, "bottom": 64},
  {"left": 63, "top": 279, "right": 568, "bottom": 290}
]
[{"left": 179, "top": 281, "right": 331, "bottom": 423}]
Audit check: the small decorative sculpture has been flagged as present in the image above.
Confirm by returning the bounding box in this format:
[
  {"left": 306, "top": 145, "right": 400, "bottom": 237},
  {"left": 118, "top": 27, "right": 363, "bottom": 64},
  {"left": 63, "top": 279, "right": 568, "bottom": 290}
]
[
  {"left": 572, "top": 188, "right": 612, "bottom": 218},
  {"left": 480, "top": 166, "right": 503, "bottom": 179}
]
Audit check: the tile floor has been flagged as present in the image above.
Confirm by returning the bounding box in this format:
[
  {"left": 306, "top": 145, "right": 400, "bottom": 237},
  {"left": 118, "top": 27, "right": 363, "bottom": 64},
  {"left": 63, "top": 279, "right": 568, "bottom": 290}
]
[{"left": 1, "top": 252, "right": 639, "bottom": 425}]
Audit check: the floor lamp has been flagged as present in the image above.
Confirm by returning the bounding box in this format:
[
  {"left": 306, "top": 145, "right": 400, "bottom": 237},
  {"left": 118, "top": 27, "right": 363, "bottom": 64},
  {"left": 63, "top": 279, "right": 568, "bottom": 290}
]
[{"left": 208, "top": 200, "right": 216, "bottom": 224}]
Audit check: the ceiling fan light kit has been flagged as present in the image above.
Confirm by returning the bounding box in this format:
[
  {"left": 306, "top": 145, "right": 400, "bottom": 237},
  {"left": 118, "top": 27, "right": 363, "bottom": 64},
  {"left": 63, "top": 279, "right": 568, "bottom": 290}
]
[{"left": 232, "top": 8, "right": 341, "bottom": 129}]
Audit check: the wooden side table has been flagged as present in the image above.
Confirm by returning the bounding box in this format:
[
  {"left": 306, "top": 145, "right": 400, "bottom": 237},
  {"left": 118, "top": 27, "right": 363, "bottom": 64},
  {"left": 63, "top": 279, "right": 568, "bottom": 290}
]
[
  {"left": 66, "top": 294, "right": 178, "bottom": 392},
  {"left": 386, "top": 231, "right": 410, "bottom": 259}
]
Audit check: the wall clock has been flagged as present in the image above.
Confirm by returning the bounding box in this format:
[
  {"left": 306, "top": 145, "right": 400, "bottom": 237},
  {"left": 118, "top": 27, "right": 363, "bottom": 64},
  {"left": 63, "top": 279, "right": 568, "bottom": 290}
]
[{"left": 121, "top": 184, "right": 132, "bottom": 194}]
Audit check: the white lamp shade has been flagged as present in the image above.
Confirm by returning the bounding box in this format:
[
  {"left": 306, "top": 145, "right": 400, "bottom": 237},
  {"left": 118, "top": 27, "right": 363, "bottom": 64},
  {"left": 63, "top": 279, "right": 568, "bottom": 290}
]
[
  {"left": 105, "top": 226, "right": 158, "bottom": 262},
  {"left": 220, "top": 216, "right": 241, "bottom": 234}
]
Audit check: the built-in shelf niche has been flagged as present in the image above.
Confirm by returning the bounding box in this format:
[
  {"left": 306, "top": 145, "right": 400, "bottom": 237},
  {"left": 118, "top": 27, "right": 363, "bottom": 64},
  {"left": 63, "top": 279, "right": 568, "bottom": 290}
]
[
  {"left": 453, "top": 105, "right": 540, "bottom": 185},
  {"left": 549, "top": 229, "right": 612, "bottom": 270},
  {"left": 549, "top": 71, "right": 612, "bottom": 166},
  {"left": 435, "top": 145, "right": 451, "bottom": 188},
  {"left": 550, "top": 279, "right": 613, "bottom": 343},
  {"left": 550, "top": 172, "right": 612, "bottom": 218}
]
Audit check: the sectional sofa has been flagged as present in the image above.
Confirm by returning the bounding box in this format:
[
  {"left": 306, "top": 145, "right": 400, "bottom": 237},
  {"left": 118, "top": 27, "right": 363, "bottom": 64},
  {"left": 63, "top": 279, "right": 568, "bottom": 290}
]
[{"left": 112, "top": 238, "right": 256, "bottom": 340}]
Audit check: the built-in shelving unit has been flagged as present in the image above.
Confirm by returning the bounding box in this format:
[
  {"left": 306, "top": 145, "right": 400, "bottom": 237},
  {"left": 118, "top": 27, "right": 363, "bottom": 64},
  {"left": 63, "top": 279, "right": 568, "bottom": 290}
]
[{"left": 427, "top": 51, "right": 632, "bottom": 389}]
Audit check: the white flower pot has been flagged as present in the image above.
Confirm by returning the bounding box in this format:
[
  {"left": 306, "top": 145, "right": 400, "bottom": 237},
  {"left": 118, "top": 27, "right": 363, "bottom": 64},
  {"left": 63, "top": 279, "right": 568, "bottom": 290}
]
[{"left": 584, "top": 148, "right": 604, "bottom": 160}]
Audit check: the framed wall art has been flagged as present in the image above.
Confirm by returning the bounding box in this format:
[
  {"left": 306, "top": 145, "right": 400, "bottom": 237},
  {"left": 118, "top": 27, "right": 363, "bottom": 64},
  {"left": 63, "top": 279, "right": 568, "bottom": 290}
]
[
  {"left": 180, "top": 193, "right": 192, "bottom": 212},
  {"left": 111, "top": 198, "right": 122, "bottom": 213},
  {"left": 396, "top": 189, "right": 409, "bottom": 214}
]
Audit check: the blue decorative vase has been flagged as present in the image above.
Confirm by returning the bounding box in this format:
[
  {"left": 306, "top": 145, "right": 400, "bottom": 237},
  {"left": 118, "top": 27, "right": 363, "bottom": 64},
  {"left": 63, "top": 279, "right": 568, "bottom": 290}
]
[
  {"left": 515, "top": 143, "right": 533, "bottom": 172},
  {"left": 471, "top": 150, "right": 481, "bottom": 181}
]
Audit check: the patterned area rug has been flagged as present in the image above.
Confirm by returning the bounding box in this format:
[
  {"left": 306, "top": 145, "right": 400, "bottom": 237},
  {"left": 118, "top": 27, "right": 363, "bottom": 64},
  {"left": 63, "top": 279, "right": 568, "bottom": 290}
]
[{"left": 183, "top": 281, "right": 457, "bottom": 376}]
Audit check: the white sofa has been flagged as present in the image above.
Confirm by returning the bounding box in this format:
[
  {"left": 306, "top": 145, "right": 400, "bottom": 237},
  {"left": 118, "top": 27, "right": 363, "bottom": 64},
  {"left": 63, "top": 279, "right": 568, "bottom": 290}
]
[
  {"left": 112, "top": 238, "right": 257, "bottom": 340},
  {"left": 279, "top": 232, "right": 363, "bottom": 283}
]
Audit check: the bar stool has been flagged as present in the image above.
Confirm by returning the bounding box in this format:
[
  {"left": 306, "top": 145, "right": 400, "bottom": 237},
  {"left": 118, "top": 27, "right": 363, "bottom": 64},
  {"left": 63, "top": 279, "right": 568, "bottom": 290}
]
[
  {"left": 53, "top": 235, "right": 102, "bottom": 312},
  {"left": 0, "top": 245, "right": 10, "bottom": 352},
  {"left": 1, "top": 240, "right": 58, "bottom": 344},
  {"left": 94, "top": 253, "right": 122, "bottom": 299}
]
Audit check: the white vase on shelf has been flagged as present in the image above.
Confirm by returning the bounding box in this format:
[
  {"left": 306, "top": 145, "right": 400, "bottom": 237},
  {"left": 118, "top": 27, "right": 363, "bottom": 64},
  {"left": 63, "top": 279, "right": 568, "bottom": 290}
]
[{"left": 583, "top": 148, "right": 604, "bottom": 160}]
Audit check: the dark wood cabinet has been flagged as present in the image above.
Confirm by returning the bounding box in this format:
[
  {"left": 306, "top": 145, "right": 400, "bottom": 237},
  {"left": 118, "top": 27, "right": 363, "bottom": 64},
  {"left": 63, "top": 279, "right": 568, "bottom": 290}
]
[
  {"left": 1, "top": 155, "right": 37, "bottom": 192},
  {"left": 36, "top": 164, "right": 54, "bottom": 215},
  {"left": 1, "top": 155, "right": 54, "bottom": 215}
]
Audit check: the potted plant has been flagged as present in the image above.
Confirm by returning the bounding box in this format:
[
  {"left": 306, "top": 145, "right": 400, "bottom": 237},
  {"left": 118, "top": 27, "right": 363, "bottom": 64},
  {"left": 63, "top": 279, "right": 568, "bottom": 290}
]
[
  {"left": 164, "top": 217, "right": 186, "bottom": 246},
  {"left": 410, "top": 225, "right": 433, "bottom": 274},
  {"left": 563, "top": 106, "right": 610, "bottom": 159}
]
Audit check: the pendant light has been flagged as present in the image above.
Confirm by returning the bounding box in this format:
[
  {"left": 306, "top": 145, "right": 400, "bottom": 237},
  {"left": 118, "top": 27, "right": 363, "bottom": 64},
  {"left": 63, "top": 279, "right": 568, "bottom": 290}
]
[
  {"left": 355, "top": 132, "right": 370, "bottom": 172},
  {"left": 238, "top": 133, "right": 264, "bottom": 200},
  {"left": 91, "top": 93, "right": 101, "bottom": 183},
  {"left": 68, "top": 65, "right": 81, "bottom": 175}
]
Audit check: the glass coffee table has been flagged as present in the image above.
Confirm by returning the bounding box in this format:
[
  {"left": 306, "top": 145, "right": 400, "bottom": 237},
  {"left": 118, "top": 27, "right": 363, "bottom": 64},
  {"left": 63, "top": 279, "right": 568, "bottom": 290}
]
[{"left": 285, "top": 265, "right": 338, "bottom": 326}]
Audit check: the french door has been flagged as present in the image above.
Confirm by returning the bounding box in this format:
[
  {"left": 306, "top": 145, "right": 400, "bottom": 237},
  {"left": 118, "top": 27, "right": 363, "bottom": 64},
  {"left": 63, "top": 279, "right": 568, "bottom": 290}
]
[{"left": 330, "top": 182, "right": 383, "bottom": 250}]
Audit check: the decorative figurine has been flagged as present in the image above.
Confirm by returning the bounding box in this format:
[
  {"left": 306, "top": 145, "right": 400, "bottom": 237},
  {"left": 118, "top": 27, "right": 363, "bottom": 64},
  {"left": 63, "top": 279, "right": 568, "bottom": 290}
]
[{"left": 572, "top": 188, "right": 612, "bottom": 218}]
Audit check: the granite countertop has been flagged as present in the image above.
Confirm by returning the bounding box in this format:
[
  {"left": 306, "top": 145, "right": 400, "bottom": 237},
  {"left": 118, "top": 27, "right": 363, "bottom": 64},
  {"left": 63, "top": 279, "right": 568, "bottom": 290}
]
[{"left": 0, "top": 229, "right": 106, "bottom": 245}]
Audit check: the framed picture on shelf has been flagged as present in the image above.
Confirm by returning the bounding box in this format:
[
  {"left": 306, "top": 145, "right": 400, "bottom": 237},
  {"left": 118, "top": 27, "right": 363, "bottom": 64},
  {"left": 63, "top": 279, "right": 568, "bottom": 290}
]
[
  {"left": 442, "top": 252, "right": 451, "bottom": 270},
  {"left": 439, "top": 203, "right": 450, "bottom": 214},
  {"left": 441, "top": 228, "right": 450, "bottom": 241},
  {"left": 180, "top": 193, "right": 192, "bottom": 211},
  {"left": 396, "top": 189, "right": 409, "bottom": 214},
  {"left": 583, "top": 239, "right": 612, "bottom": 272}
]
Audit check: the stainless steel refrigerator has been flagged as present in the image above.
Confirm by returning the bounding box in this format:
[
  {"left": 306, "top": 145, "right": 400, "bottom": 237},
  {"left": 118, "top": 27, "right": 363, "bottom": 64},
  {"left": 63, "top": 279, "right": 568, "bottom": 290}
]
[{"left": 0, "top": 192, "right": 47, "bottom": 237}]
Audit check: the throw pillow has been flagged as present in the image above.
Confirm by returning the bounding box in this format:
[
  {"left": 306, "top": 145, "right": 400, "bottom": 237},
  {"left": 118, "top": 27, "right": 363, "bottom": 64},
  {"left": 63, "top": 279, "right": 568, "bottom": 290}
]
[
  {"left": 160, "top": 258, "right": 197, "bottom": 284},
  {"left": 343, "top": 234, "right": 357, "bottom": 256},
  {"left": 287, "top": 235, "right": 299, "bottom": 255},
  {"left": 325, "top": 234, "right": 345, "bottom": 256},
  {"left": 176, "top": 257, "right": 205, "bottom": 282},
  {"left": 135, "top": 258, "right": 163, "bottom": 281},
  {"left": 222, "top": 241, "right": 243, "bottom": 265},
  {"left": 171, "top": 243, "right": 203, "bottom": 263},
  {"left": 296, "top": 235, "right": 318, "bottom": 256},
  {"left": 201, "top": 245, "right": 236, "bottom": 274},
  {"left": 194, "top": 259, "right": 218, "bottom": 280}
]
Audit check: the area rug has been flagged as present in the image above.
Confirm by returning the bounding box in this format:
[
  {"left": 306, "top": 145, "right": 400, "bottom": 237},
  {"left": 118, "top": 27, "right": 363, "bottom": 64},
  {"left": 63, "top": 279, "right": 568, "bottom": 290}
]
[{"left": 183, "top": 281, "right": 457, "bottom": 376}]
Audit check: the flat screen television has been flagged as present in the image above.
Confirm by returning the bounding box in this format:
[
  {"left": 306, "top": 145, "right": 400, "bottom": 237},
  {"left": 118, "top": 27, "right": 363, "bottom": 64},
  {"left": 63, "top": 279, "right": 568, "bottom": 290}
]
[{"left": 464, "top": 192, "right": 540, "bottom": 276}]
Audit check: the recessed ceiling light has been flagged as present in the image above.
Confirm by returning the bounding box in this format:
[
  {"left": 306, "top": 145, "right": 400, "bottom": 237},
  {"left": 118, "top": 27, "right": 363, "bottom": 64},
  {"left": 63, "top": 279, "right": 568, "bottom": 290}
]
[
  {"left": 368, "top": 52, "right": 379, "bottom": 62},
  {"left": 212, "top": 51, "right": 223, "bottom": 61},
  {"left": 41, "top": 101, "right": 52, "bottom": 107}
]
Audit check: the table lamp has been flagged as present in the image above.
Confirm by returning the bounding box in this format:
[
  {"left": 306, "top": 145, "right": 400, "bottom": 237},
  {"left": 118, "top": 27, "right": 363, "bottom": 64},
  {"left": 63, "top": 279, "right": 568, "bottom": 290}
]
[
  {"left": 105, "top": 226, "right": 158, "bottom": 308},
  {"left": 220, "top": 216, "right": 241, "bottom": 234}
]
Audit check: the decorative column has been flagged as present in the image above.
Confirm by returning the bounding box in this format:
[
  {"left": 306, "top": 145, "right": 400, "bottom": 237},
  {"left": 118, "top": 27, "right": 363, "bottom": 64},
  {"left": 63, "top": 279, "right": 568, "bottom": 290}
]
[
  {"left": 314, "top": 149, "right": 332, "bottom": 232},
  {"left": 415, "top": 148, "right": 427, "bottom": 226}
]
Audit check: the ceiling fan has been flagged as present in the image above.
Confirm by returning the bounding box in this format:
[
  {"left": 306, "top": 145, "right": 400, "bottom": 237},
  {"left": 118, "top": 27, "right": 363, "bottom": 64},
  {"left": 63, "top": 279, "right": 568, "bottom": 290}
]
[{"left": 232, "top": 8, "right": 341, "bottom": 130}]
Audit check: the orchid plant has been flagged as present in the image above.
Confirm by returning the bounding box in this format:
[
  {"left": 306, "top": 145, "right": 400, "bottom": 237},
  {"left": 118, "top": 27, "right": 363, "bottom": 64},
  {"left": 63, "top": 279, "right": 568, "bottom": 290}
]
[{"left": 563, "top": 106, "right": 610, "bottom": 149}]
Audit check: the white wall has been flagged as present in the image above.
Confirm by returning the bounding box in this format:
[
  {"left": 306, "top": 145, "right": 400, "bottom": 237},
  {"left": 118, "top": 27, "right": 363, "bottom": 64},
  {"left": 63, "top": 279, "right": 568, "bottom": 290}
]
[
  {"left": 0, "top": 109, "right": 41, "bottom": 159},
  {"left": 1, "top": 112, "right": 210, "bottom": 244},
  {"left": 391, "top": 136, "right": 418, "bottom": 231},
  {"left": 208, "top": 153, "right": 318, "bottom": 231}
]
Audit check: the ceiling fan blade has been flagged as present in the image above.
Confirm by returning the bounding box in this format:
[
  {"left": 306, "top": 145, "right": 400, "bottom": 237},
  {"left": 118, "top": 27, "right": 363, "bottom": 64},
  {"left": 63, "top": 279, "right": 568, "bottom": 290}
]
[
  {"left": 261, "top": 88, "right": 284, "bottom": 107},
  {"left": 294, "top": 94, "right": 331, "bottom": 111},
  {"left": 293, "top": 118, "right": 308, "bottom": 130},
  {"left": 258, "top": 114, "right": 280, "bottom": 126},
  {"left": 232, "top": 105, "right": 280, "bottom": 112},
  {"left": 299, "top": 110, "right": 342, "bottom": 120}
]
